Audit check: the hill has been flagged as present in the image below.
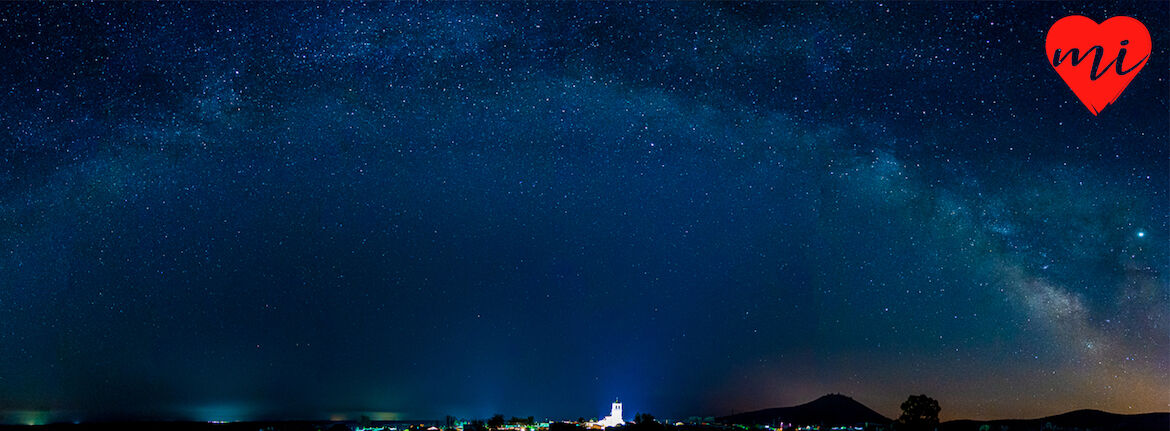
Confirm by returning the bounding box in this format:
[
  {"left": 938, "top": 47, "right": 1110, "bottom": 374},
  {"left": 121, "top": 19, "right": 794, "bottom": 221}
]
[
  {"left": 940, "top": 409, "right": 1170, "bottom": 431},
  {"left": 717, "top": 394, "right": 892, "bottom": 426}
]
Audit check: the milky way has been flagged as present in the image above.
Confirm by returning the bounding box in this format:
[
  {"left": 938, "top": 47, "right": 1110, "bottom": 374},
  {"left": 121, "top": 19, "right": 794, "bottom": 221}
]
[{"left": 0, "top": 2, "right": 1166, "bottom": 424}]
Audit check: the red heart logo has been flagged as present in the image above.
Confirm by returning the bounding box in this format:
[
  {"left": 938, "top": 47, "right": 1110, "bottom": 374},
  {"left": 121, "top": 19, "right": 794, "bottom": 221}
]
[{"left": 1045, "top": 16, "right": 1151, "bottom": 115}]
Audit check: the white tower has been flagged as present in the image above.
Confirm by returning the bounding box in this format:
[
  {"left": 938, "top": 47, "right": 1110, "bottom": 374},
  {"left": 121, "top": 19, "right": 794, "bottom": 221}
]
[{"left": 595, "top": 398, "right": 624, "bottom": 427}]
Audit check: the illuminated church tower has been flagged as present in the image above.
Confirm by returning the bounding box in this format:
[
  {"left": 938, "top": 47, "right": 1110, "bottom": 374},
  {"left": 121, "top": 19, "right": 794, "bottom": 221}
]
[{"left": 597, "top": 399, "right": 623, "bottom": 428}]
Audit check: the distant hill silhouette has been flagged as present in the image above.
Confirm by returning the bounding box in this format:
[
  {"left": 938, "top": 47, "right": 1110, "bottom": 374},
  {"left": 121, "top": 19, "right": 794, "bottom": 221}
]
[
  {"left": 717, "top": 394, "right": 891, "bottom": 426},
  {"left": 940, "top": 409, "right": 1170, "bottom": 431}
]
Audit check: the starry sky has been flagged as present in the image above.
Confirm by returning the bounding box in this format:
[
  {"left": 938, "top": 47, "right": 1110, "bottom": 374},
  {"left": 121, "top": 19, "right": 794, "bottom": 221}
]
[{"left": 0, "top": 1, "right": 1166, "bottom": 425}]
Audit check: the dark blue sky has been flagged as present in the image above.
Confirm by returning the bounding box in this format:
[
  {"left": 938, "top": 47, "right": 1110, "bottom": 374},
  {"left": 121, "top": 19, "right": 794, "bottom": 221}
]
[{"left": 0, "top": 1, "right": 1166, "bottom": 425}]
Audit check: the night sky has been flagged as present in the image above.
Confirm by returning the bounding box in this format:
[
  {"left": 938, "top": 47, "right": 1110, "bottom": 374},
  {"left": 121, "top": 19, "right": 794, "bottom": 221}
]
[{"left": 0, "top": 1, "right": 1167, "bottom": 425}]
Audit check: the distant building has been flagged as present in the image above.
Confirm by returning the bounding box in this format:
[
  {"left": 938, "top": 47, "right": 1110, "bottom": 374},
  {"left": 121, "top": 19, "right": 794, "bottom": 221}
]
[{"left": 588, "top": 399, "right": 624, "bottom": 429}]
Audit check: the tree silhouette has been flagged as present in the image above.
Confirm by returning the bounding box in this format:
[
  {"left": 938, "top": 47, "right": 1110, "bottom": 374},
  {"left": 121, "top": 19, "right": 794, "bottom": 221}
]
[
  {"left": 489, "top": 414, "right": 506, "bottom": 430},
  {"left": 897, "top": 394, "right": 940, "bottom": 431},
  {"left": 630, "top": 413, "right": 664, "bottom": 431},
  {"left": 634, "top": 413, "right": 655, "bottom": 425}
]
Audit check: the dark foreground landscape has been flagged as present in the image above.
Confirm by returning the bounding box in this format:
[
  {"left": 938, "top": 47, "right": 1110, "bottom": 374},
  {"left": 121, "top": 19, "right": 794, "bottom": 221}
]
[
  {"left": 1, "top": 416, "right": 1167, "bottom": 431},
  {"left": 718, "top": 394, "right": 1170, "bottom": 431},
  {"left": 1, "top": 395, "right": 1166, "bottom": 431}
]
